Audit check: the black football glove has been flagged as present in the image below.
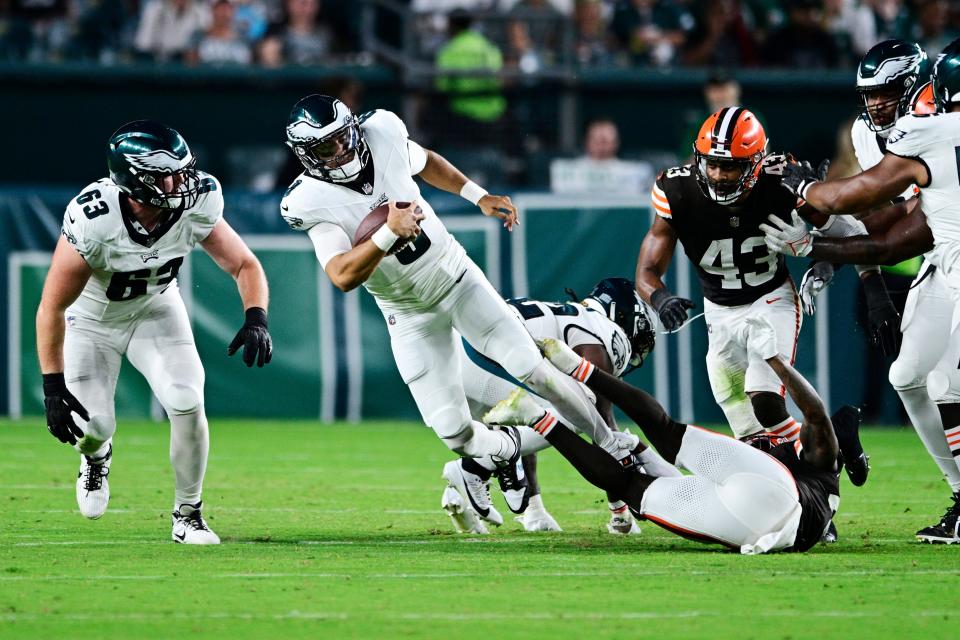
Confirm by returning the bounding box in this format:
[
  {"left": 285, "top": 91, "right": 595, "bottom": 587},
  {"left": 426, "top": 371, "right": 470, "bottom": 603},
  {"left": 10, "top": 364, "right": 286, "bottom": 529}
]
[
  {"left": 42, "top": 373, "right": 89, "bottom": 446},
  {"left": 782, "top": 158, "right": 830, "bottom": 200},
  {"left": 228, "top": 307, "right": 273, "bottom": 367},
  {"left": 651, "top": 288, "right": 695, "bottom": 332},
  {"left": 862, "top": 272, "right": 901, "bottom": 357}
]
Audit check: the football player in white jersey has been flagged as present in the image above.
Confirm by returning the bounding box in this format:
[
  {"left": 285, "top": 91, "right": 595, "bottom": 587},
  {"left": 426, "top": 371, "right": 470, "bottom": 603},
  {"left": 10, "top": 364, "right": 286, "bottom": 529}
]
[
  {"left": 36, "top": 121, "right": 273, "bottom": 544},
  {"left": 280, "top": 95, "right": 637, "bottom": 491},
  {"left": 441, "top": 278, "right": 680, "bottom": 535},
  {"left": 763, "top": 39, "right": 960, "bottom": 543}
]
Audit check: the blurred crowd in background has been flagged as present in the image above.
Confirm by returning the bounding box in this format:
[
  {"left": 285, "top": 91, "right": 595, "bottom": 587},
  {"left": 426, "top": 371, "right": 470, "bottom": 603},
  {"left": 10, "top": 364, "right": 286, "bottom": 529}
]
[{"left": 0, "top": 0, "right": 957, "bottom": 70}]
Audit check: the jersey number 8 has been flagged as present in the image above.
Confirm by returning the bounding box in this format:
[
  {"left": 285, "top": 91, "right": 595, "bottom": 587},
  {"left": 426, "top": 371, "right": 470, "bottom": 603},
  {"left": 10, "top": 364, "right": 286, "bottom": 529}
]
[{"left": 699, "top": 237, "right": 778, "bottom": 290}]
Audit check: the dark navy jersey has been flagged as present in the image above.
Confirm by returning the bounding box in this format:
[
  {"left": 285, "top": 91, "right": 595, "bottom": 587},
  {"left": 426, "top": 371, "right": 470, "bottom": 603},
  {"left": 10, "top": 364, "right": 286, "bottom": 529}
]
[
  {"left": 652, "top": 156, "right": 801, "bottom": 306},
  {"left": 767, "top": 442, "right": 840, "bottom": 553}
]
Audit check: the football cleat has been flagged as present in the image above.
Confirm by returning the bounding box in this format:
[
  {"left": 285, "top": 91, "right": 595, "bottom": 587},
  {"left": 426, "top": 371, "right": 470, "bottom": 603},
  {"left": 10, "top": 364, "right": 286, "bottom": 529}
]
[
  {"left": 493, "top": 428, "right": 529, "bottom": 514},
  {"left": 483, "top": 388, "right": 545, "bottom": 427},
  {"left": 916, "top": 493, "right": 960, "bottom": 544},
  {"left": 608, "top": 505, "right": 641, "bottom": 535},
  {"left": 821, "top": 520, "right": 838, "bottom": 544},
  {"left": 76, "top": 444, "right": 111, "bottom": 520},
  {"left": 831, "top": 405, "right": 869, "bottom": 486},
  {"left": 441, "top": 485, "right": 489, "bottom": 534},
  {"left": 518, "top": 504, "right": 562, "bottom": 532},
  {"left": 442, "top": 460, "right": 503, "bottom": 526},
  {"left": 171, "top": 502, "right": 220, "bottom": 545}
]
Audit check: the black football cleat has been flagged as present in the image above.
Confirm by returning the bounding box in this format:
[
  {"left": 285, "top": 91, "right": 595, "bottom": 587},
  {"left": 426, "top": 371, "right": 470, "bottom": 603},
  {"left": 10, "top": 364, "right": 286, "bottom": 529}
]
[
  {"left": 832, "top": 405, "right": 869, "bottom": 486},
  {"left": 916, "top": 493, "right": 960, "bottom": 544},
  {"left": 493, "top": 427, "right": 529, "bottom": 514}
]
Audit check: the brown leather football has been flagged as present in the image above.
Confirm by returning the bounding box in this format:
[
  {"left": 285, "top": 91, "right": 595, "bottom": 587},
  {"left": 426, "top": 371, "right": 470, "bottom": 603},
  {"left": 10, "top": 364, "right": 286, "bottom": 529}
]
[{"left": 352, "top": 202, "right": 420, "bottom": 254}]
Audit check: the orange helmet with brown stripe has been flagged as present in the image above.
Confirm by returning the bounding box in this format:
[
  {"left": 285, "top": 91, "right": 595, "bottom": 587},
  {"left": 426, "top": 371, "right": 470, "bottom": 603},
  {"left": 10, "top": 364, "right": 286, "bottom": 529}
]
[
  {"left": 912, "top": 80, "right": 936, "bottom": 114},
  {"left": 693, "top": 107, "right": 768, "bottom": 206}
]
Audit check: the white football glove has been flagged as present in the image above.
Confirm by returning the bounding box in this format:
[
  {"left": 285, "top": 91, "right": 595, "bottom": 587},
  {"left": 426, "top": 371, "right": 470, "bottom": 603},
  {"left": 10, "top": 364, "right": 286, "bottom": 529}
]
[
  {"left": 799, "top": 261, "right": 834, "bottom": 315},
  {"left": 744, "top": 317, "right": 779, "bottom": 361},
  {"left": 759, "top": 210, "right": 813, "bottom": 257}
]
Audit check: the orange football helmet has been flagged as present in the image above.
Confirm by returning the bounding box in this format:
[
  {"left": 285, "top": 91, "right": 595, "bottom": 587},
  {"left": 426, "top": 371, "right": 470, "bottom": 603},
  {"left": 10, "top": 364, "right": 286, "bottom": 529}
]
[
  {"left": 912, "top": 80, "right": 936, "bottom": 115},
  {"left": 693, "top": 107, "right": 768, "bottom": 205}
]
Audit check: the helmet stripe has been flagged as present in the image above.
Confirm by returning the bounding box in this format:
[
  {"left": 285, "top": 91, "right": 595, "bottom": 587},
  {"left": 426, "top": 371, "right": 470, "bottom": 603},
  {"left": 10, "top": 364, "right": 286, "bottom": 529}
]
[{"left": 716, "top": 107, "right": 744, "bottom": 150}]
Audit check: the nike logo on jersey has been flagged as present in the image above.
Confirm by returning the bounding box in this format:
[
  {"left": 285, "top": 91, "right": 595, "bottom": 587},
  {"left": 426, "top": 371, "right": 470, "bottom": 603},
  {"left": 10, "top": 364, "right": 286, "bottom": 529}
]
[
  {"left": 281, "top": 204, "right": 289, "bottom": 211},
  {"left": 765, "top": 297, "right": 782, "bottom": 304},
  {"left": 68, "top": 213, "right": 76, "bottom": 224}
]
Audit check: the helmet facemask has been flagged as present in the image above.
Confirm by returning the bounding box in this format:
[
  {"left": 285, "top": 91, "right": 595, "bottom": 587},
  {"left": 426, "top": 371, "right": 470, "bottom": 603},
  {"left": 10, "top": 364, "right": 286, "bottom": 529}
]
[
  {"left": 289, "top": 117, "right": 369, "bottom": 183},
  {"left": 133, "top": 157, "right": 202, "bottom": 210},
  {"left": 858, "top": 75, "right": 916, "bottom": 135},
  {"left": 694, "top": 150, "right": 764, "bottom": 206}
]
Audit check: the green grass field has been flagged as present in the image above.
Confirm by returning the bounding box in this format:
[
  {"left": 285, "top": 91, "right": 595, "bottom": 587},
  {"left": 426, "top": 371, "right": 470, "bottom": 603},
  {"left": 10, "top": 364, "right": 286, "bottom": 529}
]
[{"left": 1, "top": 419, "right": 958, "bottom": 640}]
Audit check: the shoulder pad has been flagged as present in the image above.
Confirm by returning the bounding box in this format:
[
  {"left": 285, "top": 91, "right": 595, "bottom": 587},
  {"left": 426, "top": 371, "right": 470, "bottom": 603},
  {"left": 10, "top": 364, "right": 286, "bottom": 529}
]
[
  {"left": 886, "top": 113, "right": 939, "bottom": 156},
  {"left": 279, "top": 175, "right": 330, "bottom": 231},
  {"left": 360, "top": 109, "right": 409, "bottom": 140},
  {"left": 659, "top": 165, "right": 694, "bottom": 182},
  {"left": 760, "top": 154, "right": 789, "bottom": 176},
  {"left": 186, "top": 171, "right": 223, "bottom": 230}
]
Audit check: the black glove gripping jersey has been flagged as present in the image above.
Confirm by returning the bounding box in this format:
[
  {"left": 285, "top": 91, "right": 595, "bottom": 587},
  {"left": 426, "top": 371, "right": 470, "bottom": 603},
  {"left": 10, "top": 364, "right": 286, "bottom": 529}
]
[
  {"left": 653, "top": 157, "right": 800, "bottom": 306},
  {"left": 766, "top": 442, "right": 840, "bottom": 552}
]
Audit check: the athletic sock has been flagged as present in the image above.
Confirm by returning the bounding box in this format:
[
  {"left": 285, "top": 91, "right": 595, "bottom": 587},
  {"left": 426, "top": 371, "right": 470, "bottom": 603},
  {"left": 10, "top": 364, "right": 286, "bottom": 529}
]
[
  {"left": 898, "top": 387, "right": 960, "bottom": 491},
  {"left": 938, "top": 403, "right": 960, "bottom": 488},
  {"left": 765, "top": 416, "right": 801, "bottom": 441},
  {"left": 170, "top": 410, "right": 209, "bottom": 508}
]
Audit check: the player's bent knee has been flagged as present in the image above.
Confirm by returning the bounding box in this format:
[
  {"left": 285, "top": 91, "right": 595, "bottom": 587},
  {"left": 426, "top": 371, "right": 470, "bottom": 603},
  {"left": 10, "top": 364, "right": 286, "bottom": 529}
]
[
  {"left": 888, "top": 358, "right": 925, "bottom": 391},
  {"left": 162, "top": 383, "right": 202, "bottom": 416},
  {"left": 750, "top": 392, "right": 789, "bottom": 429},
  {"left": 500, "top": 345, "right": 544, "bottom": 383}
]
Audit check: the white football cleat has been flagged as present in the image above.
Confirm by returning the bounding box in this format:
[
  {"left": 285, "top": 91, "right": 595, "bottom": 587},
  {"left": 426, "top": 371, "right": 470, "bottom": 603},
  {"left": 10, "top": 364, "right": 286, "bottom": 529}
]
[
  {"left": 537, "top": 337, "right": 583, "bottom": 375},
  {"left": 441, "top": 486, "right": 489, "bottom": 534},
  {"left": 442, "top": 460, "right": 503, "bottom": 526},
  {"left": 171, "top": 502, "right": 220, "bottom": 545},
  {"left": 518, "top": 504, "right": 562, "bottom": 532},
  {"left": 608, "top": 506, "right": 642, "bottom": 535},
  {"left": 483, "top": 389, "right": 545, "bottom": 427},
  {"left": 76, "top": 444, "right": 111, "bottom": 520}
]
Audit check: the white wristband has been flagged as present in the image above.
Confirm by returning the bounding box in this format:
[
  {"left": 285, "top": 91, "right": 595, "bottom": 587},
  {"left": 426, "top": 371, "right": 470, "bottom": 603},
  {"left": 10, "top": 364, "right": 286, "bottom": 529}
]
[
  {"left": 371, "top": 224, "right": 400, "bottom": 252},
  {"left": 460, "top": 181, "right": 488, "bottom": 206}
]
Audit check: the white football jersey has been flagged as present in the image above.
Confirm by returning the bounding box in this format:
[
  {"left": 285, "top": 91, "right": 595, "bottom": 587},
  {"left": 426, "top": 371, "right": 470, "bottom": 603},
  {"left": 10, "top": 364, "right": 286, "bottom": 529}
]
[
  {"left": 280, "top": 109, "right": 467, "bottom": 314},
  {"left": 506, "top": 298, "right": 633, "bottom": 377},
  {"left": 886, "top": 113, "right": 960, "bottom": 272},
  {"left": 850, "top": 117, "right": 918, "bottom": 202},
  {"left": 61, "top": 173, "right": 223, "bottom": 320}
]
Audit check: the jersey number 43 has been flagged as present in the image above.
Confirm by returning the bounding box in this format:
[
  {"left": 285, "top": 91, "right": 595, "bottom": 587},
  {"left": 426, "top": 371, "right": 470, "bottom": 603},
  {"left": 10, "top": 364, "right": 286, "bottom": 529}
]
[{"left": 699, "top": 237, "right": 778, "bottom": 290}]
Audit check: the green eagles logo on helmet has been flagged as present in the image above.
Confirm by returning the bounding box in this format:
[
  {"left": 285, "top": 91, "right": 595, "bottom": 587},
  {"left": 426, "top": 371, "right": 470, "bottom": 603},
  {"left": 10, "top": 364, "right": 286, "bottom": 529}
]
[
  {"left": 856, "top": 40, "right": 928, "bottom": 135},
  {"left": 932, "top": 38, "right": 960, "bottom": 112},
  {"left": 107, "top": 120, "right": 202, "bottom": 210}
]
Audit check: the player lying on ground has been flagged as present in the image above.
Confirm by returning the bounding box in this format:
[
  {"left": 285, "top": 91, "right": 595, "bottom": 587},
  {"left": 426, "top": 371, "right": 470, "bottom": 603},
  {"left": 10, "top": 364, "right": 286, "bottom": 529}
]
[
  {"left": 441, "top": 278, "right": 680, "bottom": 535},
  {"left": 638, "top": 107, "right": 898, "bottom": 447},
  {"left": 280, "top": 95, "right": 636, "bottom": 490},
  {"left": 36, "top": 121, "right": 273, "bottom": 544},
  {"left": 485, "top": 317, "right": 867, "bottom": 554},
  {"left": 762, "top": 39, "right": 960, "bottom": 544}
]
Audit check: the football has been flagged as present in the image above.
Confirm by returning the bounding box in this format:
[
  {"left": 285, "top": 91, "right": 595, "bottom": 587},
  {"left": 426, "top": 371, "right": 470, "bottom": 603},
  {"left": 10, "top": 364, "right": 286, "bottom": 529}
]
[{"left": 353, "top": 201, "right": 421, "bottom": 254}]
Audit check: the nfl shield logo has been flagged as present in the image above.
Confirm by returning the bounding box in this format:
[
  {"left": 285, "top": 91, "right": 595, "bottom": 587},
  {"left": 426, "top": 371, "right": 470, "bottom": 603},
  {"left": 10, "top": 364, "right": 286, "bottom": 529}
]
[
  {"left": 729, "top": 216, "right": 739, "bottom": 228},
  {"left": 363, "top": 183, "right": 373, "bottom": 195},
  {"left": 388, "top": 314, "right": 396, "bottom": 325}
]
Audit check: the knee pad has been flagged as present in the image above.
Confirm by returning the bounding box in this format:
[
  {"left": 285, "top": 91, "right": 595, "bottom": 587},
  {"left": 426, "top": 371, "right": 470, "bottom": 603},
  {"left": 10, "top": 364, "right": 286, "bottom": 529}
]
[
  {"left": 889, "top": 358, "right": 925, "bottom": 392},
  {"left": 162, "top": 383, "right": 202, "bottom": 416},
  {"left": 750, "top": 392, "right": 789, "bottom": 430}
]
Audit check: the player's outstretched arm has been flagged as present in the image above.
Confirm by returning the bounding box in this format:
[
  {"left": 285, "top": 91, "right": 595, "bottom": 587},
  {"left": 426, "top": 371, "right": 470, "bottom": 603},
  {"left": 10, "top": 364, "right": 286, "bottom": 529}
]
[
  {"left": 413, "top": 146, "right": 518, "bottom": 230},
  {"left": 744, "top": 318, "right": 838, "bottom": 471},
  {"left": 36, "top": 236, "right": 93, "bottom": 445},
  {"left": 636, "top": 217, "right": 693, "bottom": 332},
  {"left": 789, "top": 154, "right": 927, "bottom": 215},
  {"left": 201, "top": 219, "right": 273, "bottom": 367},
  {"left": 763, "top": 203, "right": 932, "bottom": 266}
]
